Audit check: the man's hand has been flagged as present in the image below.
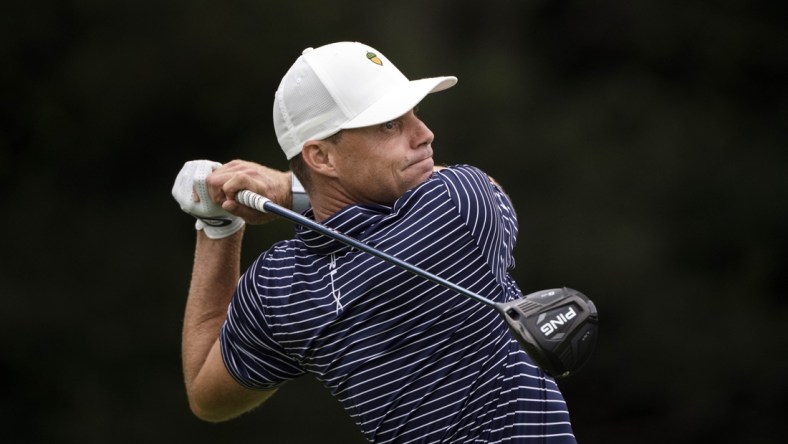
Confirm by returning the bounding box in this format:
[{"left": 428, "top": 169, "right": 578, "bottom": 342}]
[
  {"left": 206, "top": 160, "right": 292, "bottom": 225},
  {"left": 172, "top": 160, "right": 245, "bottom": 239}
]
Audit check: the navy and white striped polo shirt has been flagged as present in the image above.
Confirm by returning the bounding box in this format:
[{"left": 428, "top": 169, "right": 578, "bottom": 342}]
[{"left": 221, "top": 165, "right": 576, "bottom": 443}]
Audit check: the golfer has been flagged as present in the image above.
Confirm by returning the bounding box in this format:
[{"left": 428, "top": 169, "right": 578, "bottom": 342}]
[{"left": 173, "top": 41, "right": 577, "bottom": 443}]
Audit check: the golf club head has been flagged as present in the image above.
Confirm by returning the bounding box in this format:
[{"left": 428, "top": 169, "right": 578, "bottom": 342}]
[{"left": 496, "top": 288, "right": 598, "bottom": 378}]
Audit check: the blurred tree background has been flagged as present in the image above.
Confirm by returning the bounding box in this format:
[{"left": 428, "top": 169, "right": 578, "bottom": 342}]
[{"left": 1, "top": 0, "right": 786, "bottom": 443}]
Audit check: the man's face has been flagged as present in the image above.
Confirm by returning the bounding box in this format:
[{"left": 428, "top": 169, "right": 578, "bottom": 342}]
[{"left": 330, "top": 108, "right": 435, "bottom": 206}]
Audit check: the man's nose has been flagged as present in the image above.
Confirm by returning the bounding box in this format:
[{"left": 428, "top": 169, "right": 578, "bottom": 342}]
[{"left": 411, "top": 116, "right": 434, "bottom": 148}]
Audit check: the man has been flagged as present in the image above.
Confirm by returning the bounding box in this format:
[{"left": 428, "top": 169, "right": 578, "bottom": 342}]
[{"left": 172, "top": 41, "right": 576, "bottom": 443}]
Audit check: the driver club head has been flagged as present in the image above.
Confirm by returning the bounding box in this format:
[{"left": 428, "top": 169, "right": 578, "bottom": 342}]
[{"left": 496, "top": 288, "right": 598, "bottom": 378}]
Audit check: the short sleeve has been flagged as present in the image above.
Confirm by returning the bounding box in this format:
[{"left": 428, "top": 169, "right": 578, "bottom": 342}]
[{"left": 220, "top": 254, "right": 306, "bottom": 389}]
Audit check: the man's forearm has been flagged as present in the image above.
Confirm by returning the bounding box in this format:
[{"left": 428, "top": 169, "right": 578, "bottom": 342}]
[{"left": 182, "top": 228, "right": 244, "bottom": 396}]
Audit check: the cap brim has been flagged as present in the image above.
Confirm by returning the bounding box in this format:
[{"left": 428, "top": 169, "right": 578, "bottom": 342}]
[{"left": 340, "top": 76, "right": 457, "bottom": 130}]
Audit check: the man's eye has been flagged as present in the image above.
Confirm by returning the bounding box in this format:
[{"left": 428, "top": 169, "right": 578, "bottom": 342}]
[{"left": 384, "top": 121, "right": 394, "bottom": 130}]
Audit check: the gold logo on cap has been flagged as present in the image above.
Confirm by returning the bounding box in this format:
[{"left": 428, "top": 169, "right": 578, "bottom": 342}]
[{"left": 366, "top": 52, "right": 382, "bottom": 66}]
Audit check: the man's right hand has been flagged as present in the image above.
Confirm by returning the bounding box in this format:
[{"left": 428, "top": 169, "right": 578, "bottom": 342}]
[{"left": 205, "top": 160, "right": 293, "bottom": 225}]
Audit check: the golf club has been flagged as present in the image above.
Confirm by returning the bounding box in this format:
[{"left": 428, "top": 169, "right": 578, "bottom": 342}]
[{"left": 236, "top": 190, "right": 598, "bottom": 378}]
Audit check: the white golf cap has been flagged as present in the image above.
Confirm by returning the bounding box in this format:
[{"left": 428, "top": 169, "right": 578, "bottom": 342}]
[{"left": 274, "top": 41, "right": 458, "bottom": 159}]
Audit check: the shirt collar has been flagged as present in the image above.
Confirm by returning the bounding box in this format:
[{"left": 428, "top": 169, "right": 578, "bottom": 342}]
[
  {"left": 295, "top": 171, "right": 441, "bottom": 254},
  {"left": 296, "top": 203, "right": 391, "bottom": 254}
]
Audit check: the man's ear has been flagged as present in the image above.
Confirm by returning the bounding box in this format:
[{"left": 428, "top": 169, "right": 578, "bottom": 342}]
[{"left": 301, "top": 140, "right": 338, "bottom": 178}]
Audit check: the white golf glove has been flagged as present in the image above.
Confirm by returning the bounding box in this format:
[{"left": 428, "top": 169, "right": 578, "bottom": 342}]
[{"left": 172, "top": 160, "right": 245, "bottom": 239}]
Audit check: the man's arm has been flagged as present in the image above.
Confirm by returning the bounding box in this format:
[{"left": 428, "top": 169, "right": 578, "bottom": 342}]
[
  {"left": 180, "top": 159, "right": 294, "bottom": 422},
  {"left": 182, "top": 230, "right": 275, "bottom": 422},
  {"left": 182, "top": 228, "right": 277, "bottom": 422},
  {"left": 175, "top": 159, "right": 295, "bottom": 421}
]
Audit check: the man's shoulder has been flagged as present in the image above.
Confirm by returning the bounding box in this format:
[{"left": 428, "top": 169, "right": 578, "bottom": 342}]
[
  {"left": 433, "top": 164, "right": 487, "bottom": 178},
  {"left": 254, "top": 238, "right": 306, "bottom": 269},
  {"left": 428, "top": 164, "right": 494, "bottom": 193}
]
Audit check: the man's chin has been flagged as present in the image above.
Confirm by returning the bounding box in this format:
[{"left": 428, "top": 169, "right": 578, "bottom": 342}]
[
  {"left": 415, "top": 161, "right": 435, "bottom": 183},
  {"left": 411, "top": 157, "right": 434, "bottom": 174}
]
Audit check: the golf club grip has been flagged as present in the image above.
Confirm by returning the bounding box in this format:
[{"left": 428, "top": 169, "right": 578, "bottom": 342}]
[
  {"left": 234, "top": 189, "right": 496, "bottom": 307},
  {"left": 236, "top": 190, "right": 271, "bottom": 213}
]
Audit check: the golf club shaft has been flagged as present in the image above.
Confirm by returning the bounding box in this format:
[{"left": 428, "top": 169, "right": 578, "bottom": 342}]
[{"left": 236, "top": 190, "right": 497, "bottom": 307}]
